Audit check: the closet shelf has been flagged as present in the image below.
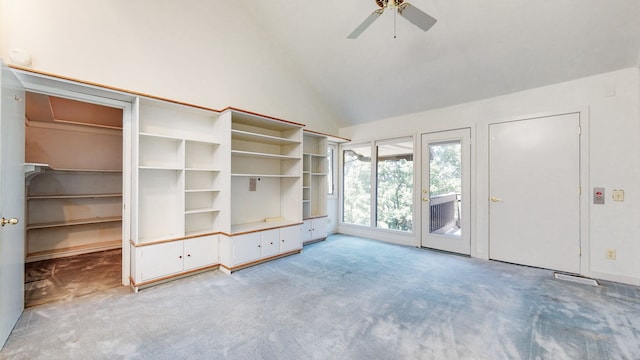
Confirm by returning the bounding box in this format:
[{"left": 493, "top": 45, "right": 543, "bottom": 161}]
[
  {"left": 27, "top": 216, "right": 122, "bottom": 230},
  {"left": 185, "top": 168, "right": 221, "bottom": 172},
  {"left": 185, "top": 189, "right": 221, "bottom": 193},
  {"left": 304, "top": 152, "right": 327, "bottom": 158},
  {"left": 232, "top": 129, "right": 300, "bottom": 145},
  {"left": 27, "top": 193, "right": 122, "bottom": 200}
]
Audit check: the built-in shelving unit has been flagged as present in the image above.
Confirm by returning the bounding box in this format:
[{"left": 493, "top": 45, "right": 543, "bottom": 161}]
[
  {"left": 302, "top": 131, "right": 329, "bottom": 244},
  {"left": 228, "top": 110, "right": 303, "bottom": 233},
  {"left": 217, "top": 110, "right": 304, "bottom": 273},
  {"left": 24, "top": 91, "right": 124, "bottom": 262},
  {"left": 134, "top": 98, "right": 229, "bottom": 244},
  {"left": 25, "top": 168, "right": 123, "bottom": 262},
  {"left": 130, "top": 98, "right": 228, "bottom": 287}
]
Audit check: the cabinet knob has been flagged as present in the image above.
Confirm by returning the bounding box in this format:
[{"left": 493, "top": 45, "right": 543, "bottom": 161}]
[
  {"left": 270, "top": 242, "right": 273, "bottom": 245},
  {"left": 179, "top": 255, "right": 183, "bottom": 259},
  {"left": 187, "top": 254, "right": 191, "bottom": 257},
  {"left": 258, "top": 244, "right": 261, "bottom": 248},
  {"left": 281, "top": 239, "right": 285, "bottom": 242}
]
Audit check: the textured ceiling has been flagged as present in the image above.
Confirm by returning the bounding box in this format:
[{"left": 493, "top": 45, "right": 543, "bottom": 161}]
[{"left": 242, "top": 0, "right": 640, "bottom": 126}]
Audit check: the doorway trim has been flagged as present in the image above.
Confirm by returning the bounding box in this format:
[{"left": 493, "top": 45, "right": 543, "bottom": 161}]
[{"left": 14, "top": 70, "right": 135, "bottom": 285}]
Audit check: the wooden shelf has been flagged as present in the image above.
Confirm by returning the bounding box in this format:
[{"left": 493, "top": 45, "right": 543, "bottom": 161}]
[
  {"left": 231, "top": 173, "right": 300, "bottom": 178},
  {"left": 27, "top": 216, "right": 122, "bottom": 230},
  {"left": 232, "top": 129, "right": 300, "bottom": 146},
  {"left": 231, "top": 150, "right": 299, "bottom": 161},
  {"left": 28, "top": 193, "right": 122, "bottom": 200},
  {"left": 139, "top": 166, "right": 183, "bottom": 171},
  {"left": 185, "top": 208, "right": 221, "bottom": 215}
]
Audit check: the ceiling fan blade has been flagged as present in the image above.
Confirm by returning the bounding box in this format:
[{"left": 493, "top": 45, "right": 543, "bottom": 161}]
[
  {"left": 398, "top": 3, "right": 437, "bottom": 32},
  {"left": 347, "top": 9, "right": 384, "bottom": 39}
]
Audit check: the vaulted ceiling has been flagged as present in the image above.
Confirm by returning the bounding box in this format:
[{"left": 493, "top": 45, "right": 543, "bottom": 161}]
[{"left": 243, "top": 0, "right": 640, "bottom": 126}]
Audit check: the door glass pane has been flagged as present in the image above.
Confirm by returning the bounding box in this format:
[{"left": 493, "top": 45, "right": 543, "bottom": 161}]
[
  {"left": 376, "top": 140, "right": 413, "bottom": 231},
  {"left": 343, "top": 145, "right": 371, "bottom": 226},
  {"left": 429, "top": 141, "right": 461, "bottom": 238}
]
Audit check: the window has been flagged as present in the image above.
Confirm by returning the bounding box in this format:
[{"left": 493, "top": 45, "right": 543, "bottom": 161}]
[
  {"left": 342, "top": 144, "right": 371, "bottom": 226},
  {"left": 342, "top": 137, "right": 414, "bottom": 232},
  {"left": 376, "top": 139, "right": 414, "bottom": 231}
]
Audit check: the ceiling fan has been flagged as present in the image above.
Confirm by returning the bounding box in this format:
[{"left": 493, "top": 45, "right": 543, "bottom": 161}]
[{"left": 347, "top": 0, "right": 437, "bottom": 39}]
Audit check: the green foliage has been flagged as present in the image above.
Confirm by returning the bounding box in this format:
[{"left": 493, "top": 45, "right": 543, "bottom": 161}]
[
  {"left": 429, "top": 143, "right": 461, "bottom": 196},
  {"left": 343, "top": 147, "right": 413, "bottom": 232},
  {"left": 343, "top": 149, "right": 371, "bottom": 226},
  {"left": 376, "top": 158, "right": 413, "bottom": 231}
]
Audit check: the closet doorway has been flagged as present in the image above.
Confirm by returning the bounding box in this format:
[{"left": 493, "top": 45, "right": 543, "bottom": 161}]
[{"left": 23, "top": 92, "right": 124, "bottom": 307}]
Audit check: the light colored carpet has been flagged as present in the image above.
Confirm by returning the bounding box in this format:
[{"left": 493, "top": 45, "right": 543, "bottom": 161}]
[{"left": 1, "top": 234, "right": 639, "bottom": 359}]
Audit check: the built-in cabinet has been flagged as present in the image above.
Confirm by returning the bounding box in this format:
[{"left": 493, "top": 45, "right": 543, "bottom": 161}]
[
  {"left": 132, "top": 235, "right": 219, "bottom": 283},
  {"left": 302, "top": 131, "right": 329, "bottom": 244},
  {"left": 219, "top": 225, "right": 302, "bottom": 273},
  {"left": 130, "top": 98, "right": 228, "bottom": 287},
  {"left": 217, "top": 110, "right": 304, "bottom": 273},
  {"left": 14, "top": 67, "right": 344, "bottom": 290}
]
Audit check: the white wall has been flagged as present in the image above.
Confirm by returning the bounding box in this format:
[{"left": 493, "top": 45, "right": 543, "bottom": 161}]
[
  {"left": 339, "top": 67, "right": 640, "bottom": 286},
  {"left": 0, "top": 0, "right": 342, "bottom": 135}
]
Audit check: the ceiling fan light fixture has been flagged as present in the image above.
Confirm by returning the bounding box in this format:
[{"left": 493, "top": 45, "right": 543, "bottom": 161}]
[{"left": 347, "top": 0, "right": 437, "bottom": 39}]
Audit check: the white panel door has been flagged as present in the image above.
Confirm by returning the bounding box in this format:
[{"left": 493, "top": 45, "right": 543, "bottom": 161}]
[
  {"left": 421, "top": 129, "right": 471, "bottom": 255},
  {"left": 489, "top": 113, "right": 581, "bottom": 273},
  {"left": 184, "top": 235, "right": 219, "bottom": 271},
  {"left": 137, "top": 241, "right": 184, "bottom": 281},
  {"left": 0, "top": 64, "right": 25, "bottom": 349}
]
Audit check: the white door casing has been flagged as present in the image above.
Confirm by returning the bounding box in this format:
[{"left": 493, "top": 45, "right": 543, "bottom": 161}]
[
  {"left": 489, "top": 113, "right": 581, "bottom": 273},
  {"left": 421, "top": 129, "right": 471, "bottom": 255},
  {"left": 0, "top": 63, "right": 26, "bottom": 349}
]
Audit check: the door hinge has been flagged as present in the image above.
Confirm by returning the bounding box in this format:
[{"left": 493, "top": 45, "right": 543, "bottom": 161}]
[
  {"left": 577, "top": 126, "right": 582, "bottom": 135},
  {"left": 579, "top": 186, "right": 582, "bottom": 195}
]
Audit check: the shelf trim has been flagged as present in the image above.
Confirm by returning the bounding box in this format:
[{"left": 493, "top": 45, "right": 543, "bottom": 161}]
[{"left": 184, "top": 168, "right": 221, "bottom": 172}]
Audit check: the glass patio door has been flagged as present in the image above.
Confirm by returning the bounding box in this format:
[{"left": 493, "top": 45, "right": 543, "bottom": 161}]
[{"left": 421, "top": 129, "right": 470, "bottom": 255}]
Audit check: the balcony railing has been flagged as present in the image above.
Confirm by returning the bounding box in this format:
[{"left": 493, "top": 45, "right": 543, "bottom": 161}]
[{"left": 430, "top": 192, "right": 460, "bottom": 235}]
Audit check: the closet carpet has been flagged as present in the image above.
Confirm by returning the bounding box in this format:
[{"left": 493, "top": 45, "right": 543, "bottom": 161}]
[
  {"left": 24, "top": 249, "right": 122, "bottom": 308},
  {"left": 2, "top": 235, "right": 639, "bottom": 359}
]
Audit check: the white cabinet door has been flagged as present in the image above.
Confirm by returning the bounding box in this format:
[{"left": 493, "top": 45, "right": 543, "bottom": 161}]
[
  {"left": 280, "top": 225, "right": 302, "bottom": 253},
  {"left": 310, "top": 218, "right": 327, "bottom": 240},
  {"left": 301, "top": 220, "right": 313, "bottom": 243},
  {"left": 184, "top": 235, "right": 219, "bottom": 271},
  {"left": 233, "top": 232, "right": 262, "bottom": 265},
  {"left": 137, "top": 241, "right": 184, "bottom": 281},
  {"left": 261, "top": 229, "right": 280, "bottom": 258}
]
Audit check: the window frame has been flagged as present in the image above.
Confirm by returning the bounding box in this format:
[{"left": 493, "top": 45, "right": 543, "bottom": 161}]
[{"left": 340, "top": 136, "right": 415, "bottom": 233}]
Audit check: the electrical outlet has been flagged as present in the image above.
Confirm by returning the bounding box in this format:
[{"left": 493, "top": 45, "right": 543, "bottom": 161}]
[
  {"left": 606, "top": 249, "right": 617, "bottom": 260},
  {"left": 612, "top": 189, "right": 624, "bottom": 201}
]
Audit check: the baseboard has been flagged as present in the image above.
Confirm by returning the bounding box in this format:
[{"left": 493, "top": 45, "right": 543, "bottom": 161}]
[{"left": 589, "top": 271, "right": 640, "bottom": 286}]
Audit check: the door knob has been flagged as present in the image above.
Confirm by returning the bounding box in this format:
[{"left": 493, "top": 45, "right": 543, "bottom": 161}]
[
  {"left": 490, "top": 197, "right": 503, "bottom": 203},
  {"left": 1, "top": 217, "right": 19, "bottom": 227}
]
